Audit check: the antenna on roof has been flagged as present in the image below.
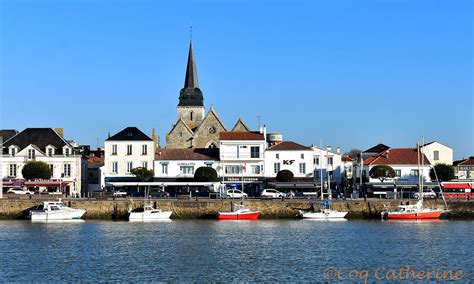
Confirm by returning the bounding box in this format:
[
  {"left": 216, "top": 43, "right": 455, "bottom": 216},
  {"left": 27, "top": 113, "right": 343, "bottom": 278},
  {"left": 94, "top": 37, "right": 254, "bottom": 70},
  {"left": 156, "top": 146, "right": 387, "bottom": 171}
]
[{"left": 257, "top": 116, "right": 262, "bottom": 128}]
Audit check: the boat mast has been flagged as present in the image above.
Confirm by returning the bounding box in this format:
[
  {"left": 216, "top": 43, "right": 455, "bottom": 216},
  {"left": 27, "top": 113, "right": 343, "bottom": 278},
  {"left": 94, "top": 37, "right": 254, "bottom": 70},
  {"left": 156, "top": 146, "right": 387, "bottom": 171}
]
[{"left": 320, "top": 140, "right": 323, "bottom": 200}]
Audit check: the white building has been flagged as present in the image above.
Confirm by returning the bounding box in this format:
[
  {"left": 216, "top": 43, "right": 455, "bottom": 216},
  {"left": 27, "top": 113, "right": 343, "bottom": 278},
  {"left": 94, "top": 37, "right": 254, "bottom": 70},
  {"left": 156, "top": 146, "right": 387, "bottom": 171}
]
[
  {"left": 103, "top": 127, "right": 155, "bottom": 186},
  {"left": 1, "top": 128, "right": 86, "bottom": 196},
  {"left": 312, "top": 146, "right": 343, "bottom": 186},
  {"left": 265, "top": 141, "right": 314, "bottom": 179},
  {"left": 421, "top": 141, "right": 453, "bottom": 165},
  {"left": 155, "top": 148, "right": 220, "bottom": 179},
  {"left": 219, "top": 131, "right": 266, "bottom": 194}
]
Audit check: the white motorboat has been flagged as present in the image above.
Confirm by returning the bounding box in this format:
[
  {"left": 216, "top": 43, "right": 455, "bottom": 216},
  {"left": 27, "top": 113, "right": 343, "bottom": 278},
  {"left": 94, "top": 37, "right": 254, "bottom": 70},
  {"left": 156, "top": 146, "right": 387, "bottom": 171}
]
[
  {"left": 128, "top": 205, "right": 173, "bottom": 221},
  {"left": 299, "top": 208, "right": 348, "bottom": 219},
  {"left": 29, "top": 201, "right": 86, "bottom": 221}
]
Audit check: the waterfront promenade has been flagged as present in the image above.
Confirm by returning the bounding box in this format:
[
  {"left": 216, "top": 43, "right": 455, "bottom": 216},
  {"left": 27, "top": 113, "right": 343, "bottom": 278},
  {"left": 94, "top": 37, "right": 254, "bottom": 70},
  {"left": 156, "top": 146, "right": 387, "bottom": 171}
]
[{"left": 0, "top": 198, "right": 473, "bottom": 220}]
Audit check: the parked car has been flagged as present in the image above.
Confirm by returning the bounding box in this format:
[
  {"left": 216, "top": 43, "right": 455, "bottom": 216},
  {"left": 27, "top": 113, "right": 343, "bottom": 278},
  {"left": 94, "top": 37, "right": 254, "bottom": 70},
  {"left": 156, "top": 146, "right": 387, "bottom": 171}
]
[
  {"left": 113, "top": 190, "right": 128, "bottom": 197},
  {"left": 260, "top": 189, "right": 286, "bottom": 198},
  {"left": 226, "top": 189, "right": 248, "bottom": 198},
  {"left": 7, "top": 187, "right": 34, "bottom": 195},
  {"left": 149, "top": 189, "right": 170, "bottom": 198},
  {"left": 411, "top": 189, "right": 437, "bottom": 199}
]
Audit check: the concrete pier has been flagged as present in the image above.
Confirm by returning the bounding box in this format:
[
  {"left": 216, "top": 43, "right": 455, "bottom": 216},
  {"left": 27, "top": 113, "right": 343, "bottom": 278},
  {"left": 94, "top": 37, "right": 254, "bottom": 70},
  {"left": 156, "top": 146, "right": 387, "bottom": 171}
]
[{"left": 0, "top": 199, "right": 472, "bottom": 220}]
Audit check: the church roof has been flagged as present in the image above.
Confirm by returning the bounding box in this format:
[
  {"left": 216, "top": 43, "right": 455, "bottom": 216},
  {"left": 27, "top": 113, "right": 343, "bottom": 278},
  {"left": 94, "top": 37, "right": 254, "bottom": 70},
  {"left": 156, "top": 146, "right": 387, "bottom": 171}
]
[
  {"left": 106, "top": 127, "right": 152, "bottom": 141},
  {"left": 178, "top": 40, "right": 204, "bottom": 107},
  {"left": 231, "top": 118, "right": 250, "bottom": 132},
  {"left": 219, "top": 131, "right": 265, "bottom": 141},
  {"left": 156, "top": 148, "right": 219, "bottom": 161}
]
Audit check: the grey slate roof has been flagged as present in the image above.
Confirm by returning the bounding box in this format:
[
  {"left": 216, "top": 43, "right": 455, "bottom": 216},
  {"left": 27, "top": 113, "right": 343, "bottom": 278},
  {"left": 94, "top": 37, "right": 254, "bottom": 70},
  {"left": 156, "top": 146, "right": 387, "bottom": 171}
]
[
  {"left": 178, "top": 40, "right": 204, "bottom": 107},
  {"left": 0, "top": 129, "right": 18, "bottom": 143},
  {"left": 364, "top": 143, "right": 390, "bottom": 154},
  {"left": 3, "top": 128, "right": 72, "bottom": 154},
  {"left": 106, "top": 127, "right": 152, "bottom": 141}
]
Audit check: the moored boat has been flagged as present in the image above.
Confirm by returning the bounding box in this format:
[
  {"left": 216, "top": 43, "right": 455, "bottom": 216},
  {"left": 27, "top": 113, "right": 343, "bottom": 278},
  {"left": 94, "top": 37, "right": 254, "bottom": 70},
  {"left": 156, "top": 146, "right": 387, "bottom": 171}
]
[
  {"left": 381, "top": 200, "right": 443, "bottom": 220},
  {"left": 298, "top": 200, "right": 348, "bottom": 219},
  {"left": 128, "top": 205, "right": 173, "bottom": 221},
  {"left": 218, "top": 204, "right": 260, "bottom": 220},
  {"left": 29, "top": 201, "right": 86, "bottom": 221}
]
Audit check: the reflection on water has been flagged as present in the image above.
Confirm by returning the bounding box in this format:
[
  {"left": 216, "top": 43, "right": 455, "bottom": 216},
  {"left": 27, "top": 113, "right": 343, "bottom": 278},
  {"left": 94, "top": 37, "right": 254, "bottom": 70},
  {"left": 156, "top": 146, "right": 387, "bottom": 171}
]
[
  {"left": 30, "top": 219, "right": 86, "bottom": 224},
  {"left": 0, "top": 220, "right": 472, "bottom": 282}
]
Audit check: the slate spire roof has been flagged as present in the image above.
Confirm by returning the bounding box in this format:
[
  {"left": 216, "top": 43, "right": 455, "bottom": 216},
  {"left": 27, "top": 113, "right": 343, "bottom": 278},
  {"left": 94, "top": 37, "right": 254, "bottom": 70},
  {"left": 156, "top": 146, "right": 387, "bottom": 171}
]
[
  {"left": 178, "top": 40, "right": 204, "bottom": 107},
  {"left": 106, "top": 127, "right": 152, "bottom": 141}
]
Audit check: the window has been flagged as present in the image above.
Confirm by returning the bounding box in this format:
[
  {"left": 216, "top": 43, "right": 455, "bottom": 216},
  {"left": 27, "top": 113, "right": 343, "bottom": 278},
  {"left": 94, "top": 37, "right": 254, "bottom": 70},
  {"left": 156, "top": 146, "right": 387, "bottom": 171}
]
[
  {"left": 314, "top": 157, "right": 319, "bottom": 165},
  {"left": 9, "top": 164, "right": 16, "bottom": 177},
  {"left": 49, "top": 165, "right": 54, "bottom": 175},
  {"left": 28, "top": 149, "right": 35, "bottom": 159},
  {"left": 180, "top": 166, "right": 194, "bottom": 175},
  {"left": 48, "top": 148, "right": 53, "bottom": 157},
  {"left": 433, "top": 150, "right": 439, "bottom": 161},
  {"left": 395, "top": 170, "right": 401, "bottom": 177},
  {"left": 274, "top": 163, "right": 280, "bottom": 173},
  {"left": 410, "top": 169, "right": 419, "bottom": 176},
  {"left": 112, "top": 162, "right": 118, "bottom": 174},
  {"left": 251, "top": 146, "right": 260, "bottom": 158},
  {"left": 63, "top": 164, "right": 71, "bottom": 177},
  {"left": 276, "top": 153, "right": 279, "bottom": 159},
  {"left": 225, "top": 165, "right": 241, "bottom": 174},
  {"left": 112, "top": 144, "right": 117, "bottom": 155},
  {"left": 10, "top": 148, "right": 16, "bottom": 157},
  {"left": 327, "top": 157, "right": 333, "bottom": 165},
  {"left": 64, "top": 148, "right": 70, "bottom": 157},
  {"left": 299, "top": 163, "right": 306, "bottom": 174},
  {"left": 301, "top": 154, "right": 304, "bottom": 159},
  {"left": 142, "top": 145, "right": 147, "bottom": 155},
  {"left": 251, "top": 165, "right": 261, "bottom": 174},
  {"left": 190, "top": 111, "right": 194, "bottom": 121},
  {"left": 127, "top": 162, "right": 133, "bottom": 173},
  {"left": 127, "top": 145, "right": 132, "bottom": 155},
  {"left": 162, "top": 164, "right": 168, "bottom": 174},
  {"left": 205, "top": 162, "right": 213, "bottom": 167},
  {"left": 142, "top": 161, "right": 148, "bottom": 169}
]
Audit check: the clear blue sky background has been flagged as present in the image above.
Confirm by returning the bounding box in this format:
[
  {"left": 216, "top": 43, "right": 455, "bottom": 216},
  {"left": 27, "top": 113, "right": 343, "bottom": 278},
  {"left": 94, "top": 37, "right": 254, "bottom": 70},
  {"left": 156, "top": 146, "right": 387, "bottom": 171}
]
[{"left": 1, "top": 0, "right": 472, "bottom": 159}]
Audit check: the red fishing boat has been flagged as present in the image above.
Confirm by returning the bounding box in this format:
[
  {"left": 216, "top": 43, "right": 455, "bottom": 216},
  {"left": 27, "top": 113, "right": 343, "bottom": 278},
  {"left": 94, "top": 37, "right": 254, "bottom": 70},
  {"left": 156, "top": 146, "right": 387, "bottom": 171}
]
[
  {"left": 217, "top": 204, "right": 260, "bottom": 220},
  {"left": 381, "top": 200, "right": 443, "bottom": 219}
]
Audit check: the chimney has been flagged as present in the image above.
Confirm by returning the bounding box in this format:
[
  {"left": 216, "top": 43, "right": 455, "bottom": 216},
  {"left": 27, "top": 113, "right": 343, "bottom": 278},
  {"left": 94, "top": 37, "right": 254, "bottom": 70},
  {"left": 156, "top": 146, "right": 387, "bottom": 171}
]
[
  {"left": 152, "top": 128, "right": 159, "bottom": 148},
  {"left": 326, "top": 145, "right": 332, "bottom": 152},
  {"left": 336, "top": 147, "right": 340, "bottom": 154},
  {"left": 54, "top": 128, "right": 64, "bottom": 138}
]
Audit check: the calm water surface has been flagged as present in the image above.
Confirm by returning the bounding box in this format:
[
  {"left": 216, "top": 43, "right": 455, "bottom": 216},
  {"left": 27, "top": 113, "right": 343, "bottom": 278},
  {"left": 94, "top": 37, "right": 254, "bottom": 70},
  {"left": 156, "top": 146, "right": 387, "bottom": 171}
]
[{"left": 0, "top": 220, "right": 472, "bottom": 282}]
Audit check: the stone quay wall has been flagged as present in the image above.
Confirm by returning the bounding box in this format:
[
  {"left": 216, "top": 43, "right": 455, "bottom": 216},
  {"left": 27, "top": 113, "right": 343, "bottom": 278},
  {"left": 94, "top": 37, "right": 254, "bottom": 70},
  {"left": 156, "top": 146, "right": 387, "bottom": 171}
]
[{"left": 0, "top": 198, "right": 473, "bottom": 220}]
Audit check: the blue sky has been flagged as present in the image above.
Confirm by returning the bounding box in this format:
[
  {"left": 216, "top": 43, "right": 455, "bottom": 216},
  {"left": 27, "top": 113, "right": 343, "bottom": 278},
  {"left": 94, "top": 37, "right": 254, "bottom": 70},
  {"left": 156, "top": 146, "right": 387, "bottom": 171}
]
[{"left": 1, "top": 0, "right": 472, "bottom": 159}]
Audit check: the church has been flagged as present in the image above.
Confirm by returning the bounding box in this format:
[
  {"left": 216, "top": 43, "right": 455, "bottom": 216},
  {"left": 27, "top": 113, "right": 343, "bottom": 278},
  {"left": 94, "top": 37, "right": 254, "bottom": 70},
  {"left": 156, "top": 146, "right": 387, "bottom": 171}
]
[{"left": 166, "top": 40, "right": 251, "bottom": 149}]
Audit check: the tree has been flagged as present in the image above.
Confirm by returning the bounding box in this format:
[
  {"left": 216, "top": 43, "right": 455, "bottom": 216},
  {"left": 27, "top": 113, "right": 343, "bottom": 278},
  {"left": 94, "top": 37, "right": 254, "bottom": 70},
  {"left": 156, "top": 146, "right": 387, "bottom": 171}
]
[
  {"left": 369, "top": 165, "right": 396, "bottom": 183},
  {"left": 344, "top": 149, "right": 362, "bottom": 159},
  {"left": 430, "top": 163, "right": 455, "bottom": 182},
  {"left": 130, "top": 167, "right": 154, "bottom": 182},
  {"left": 22, "top": 161, "right": 52, "bottom": 180},
  {"left": 194, "top": 167, "right": 218, "bottom": 182},
  {"left": 276, "top": 170, "right": 294, "bottom": 182},
  {"left": 130, "top": 167, "right": 154, "bottom": 197}
]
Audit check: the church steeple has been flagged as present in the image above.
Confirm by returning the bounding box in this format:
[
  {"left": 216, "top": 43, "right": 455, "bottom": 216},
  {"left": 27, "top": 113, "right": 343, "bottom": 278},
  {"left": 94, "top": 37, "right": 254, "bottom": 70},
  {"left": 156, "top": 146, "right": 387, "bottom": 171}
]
[
  {"left": 184, "top": 40, "right": 199, "bottom": 89},
  {"left": 178, "top": 40, "right": 204, "bottom": 107}
]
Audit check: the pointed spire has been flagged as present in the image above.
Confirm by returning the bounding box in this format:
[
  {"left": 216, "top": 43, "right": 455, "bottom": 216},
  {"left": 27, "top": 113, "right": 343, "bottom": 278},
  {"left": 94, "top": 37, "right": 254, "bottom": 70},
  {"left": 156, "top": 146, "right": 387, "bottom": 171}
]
[{"left": 184, "top": 40, "right": 199, "bottom": 88}]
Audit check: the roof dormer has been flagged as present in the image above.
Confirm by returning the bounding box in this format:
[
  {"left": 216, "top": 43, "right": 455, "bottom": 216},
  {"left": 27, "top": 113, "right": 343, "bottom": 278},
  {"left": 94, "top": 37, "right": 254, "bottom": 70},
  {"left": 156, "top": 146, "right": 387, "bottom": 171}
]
[
  {"left": 9, "top": 145, "right": 19, "bottom": 157},
  {"left": 45, "top": 145, "right": 57, "bottom": 157},
  {"left": 63, "top": 145, "right": 72, "bottom": 157}
]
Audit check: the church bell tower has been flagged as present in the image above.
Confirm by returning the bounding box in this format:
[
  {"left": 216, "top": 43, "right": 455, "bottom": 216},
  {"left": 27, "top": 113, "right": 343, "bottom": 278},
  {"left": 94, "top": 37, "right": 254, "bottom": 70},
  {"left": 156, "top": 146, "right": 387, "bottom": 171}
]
[{"left": 177, "top": 40, "right": 205, "bottom": 129}]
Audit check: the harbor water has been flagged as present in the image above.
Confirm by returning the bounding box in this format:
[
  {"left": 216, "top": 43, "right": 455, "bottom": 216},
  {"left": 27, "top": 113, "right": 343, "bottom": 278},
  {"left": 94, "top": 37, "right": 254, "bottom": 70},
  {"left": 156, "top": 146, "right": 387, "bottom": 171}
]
[{"left": 0, "top": 220, "right": 472, "bottom": 282}]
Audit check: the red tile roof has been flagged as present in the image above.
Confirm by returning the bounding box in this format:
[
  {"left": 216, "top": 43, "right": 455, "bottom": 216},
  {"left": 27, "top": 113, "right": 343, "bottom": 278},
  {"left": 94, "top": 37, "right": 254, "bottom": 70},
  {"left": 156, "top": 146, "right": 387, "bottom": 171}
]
[
  {"left": 459, "top": 157, "right": 474, "bottom": 166},
  {"left": 342, "top": 155, "right": 355, "bottom": 162},
  {"left": 266, "top": 141, "right": 312, "bottom": 151},
  {"left": 364, "top": 148, "right": 431, "bottom": 165},
  {"left": 219, "top": 131, "right": 265, "bottom": 141},
  {"left": 155, "top": 148, "right": 219, "bottom": 161}
]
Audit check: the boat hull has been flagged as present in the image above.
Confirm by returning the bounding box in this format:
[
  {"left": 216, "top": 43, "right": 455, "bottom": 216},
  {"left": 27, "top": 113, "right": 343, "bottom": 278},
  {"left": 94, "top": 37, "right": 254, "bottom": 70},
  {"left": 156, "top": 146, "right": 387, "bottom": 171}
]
[
  {"left": 299, "top": 210, "right": 348, "bottom": 219},
  {"left": 129, "top": 211, "right": 173, "bottom": 221},
  {"left": 385, "top": 210, "right": 443, "bottom": 219},
  {"left": 30, "top": 209, "right": 86, "bottom": 221},
  {"left": 217, "top": 211, "right": 260, "bottom": 220}
]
